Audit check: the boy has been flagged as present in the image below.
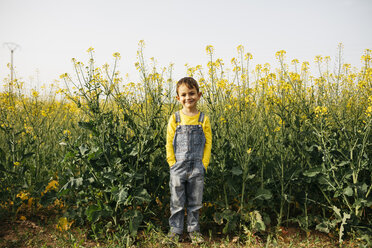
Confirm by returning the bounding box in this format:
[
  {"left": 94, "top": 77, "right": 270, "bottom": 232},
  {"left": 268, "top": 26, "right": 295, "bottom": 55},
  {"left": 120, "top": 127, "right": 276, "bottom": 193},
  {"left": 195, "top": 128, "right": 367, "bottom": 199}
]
[{"left": 166, "top": 77, "right": 212, "bottom": 244}]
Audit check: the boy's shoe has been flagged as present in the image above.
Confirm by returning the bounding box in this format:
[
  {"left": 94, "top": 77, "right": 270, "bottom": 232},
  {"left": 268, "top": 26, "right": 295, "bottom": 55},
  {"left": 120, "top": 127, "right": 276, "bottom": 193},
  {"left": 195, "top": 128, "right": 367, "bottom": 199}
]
[
  {"left": 188, "top": 231, "right": 205, "bottom": 244},
  {"left": 162, "top": 232, "right": 181, "bottom": 245}
]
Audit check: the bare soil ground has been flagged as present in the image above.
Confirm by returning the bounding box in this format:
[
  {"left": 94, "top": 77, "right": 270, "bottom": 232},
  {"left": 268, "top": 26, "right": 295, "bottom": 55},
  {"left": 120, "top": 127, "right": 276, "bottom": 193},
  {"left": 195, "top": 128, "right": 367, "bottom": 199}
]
[{"left": 0, "top": 217, "right": 364, "bottom": 248}]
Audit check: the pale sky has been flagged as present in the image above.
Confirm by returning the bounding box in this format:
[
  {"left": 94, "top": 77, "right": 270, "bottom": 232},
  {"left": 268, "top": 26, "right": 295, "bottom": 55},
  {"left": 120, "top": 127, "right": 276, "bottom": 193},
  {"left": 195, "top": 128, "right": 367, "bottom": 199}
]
[{"left": 0, "top": 0, "right": 371, "bottom": 90}]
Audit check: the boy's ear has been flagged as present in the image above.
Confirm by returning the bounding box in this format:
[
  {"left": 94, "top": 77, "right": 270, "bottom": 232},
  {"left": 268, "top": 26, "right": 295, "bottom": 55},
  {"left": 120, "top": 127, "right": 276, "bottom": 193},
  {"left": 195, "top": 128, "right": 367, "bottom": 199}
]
[{"left": 175, "top": 95, "right": 180, "bottom": 101}]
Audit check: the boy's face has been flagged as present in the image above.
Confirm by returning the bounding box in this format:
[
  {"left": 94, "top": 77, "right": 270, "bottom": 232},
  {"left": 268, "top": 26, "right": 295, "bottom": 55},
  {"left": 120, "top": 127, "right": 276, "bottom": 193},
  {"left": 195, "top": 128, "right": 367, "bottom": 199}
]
[{"left": 176, "top": 84, "right": 202, "bottom": 110}]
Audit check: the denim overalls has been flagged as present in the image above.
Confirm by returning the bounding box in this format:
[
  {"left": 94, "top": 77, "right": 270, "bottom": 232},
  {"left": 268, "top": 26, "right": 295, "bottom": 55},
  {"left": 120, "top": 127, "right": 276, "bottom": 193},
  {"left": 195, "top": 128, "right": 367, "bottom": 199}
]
[{"left": 169, "top": 111, "right": 206, "bottom": 234}]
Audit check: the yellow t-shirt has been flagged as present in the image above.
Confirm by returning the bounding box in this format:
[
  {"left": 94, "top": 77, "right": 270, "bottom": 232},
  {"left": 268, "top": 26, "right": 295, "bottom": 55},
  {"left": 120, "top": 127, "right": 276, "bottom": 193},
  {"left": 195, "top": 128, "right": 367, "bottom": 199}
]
[{"left": 166, "top": 111, "right": 212, "bottom": 170}]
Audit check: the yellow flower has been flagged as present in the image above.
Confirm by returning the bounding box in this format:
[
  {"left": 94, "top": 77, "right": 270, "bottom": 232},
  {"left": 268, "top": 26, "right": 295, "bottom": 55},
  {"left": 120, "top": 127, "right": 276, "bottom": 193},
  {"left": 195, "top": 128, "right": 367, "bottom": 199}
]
[
  {"left": 27, "top": 197, "right": 34, "bottom": 208},
  {"left": 206, "top": 45, "right": 214, "bottom": 55},
  {"left": 217, "top": 80, "right": 227, "bottom": 89},
  {"left": 301, "top": 61, "right": 310, "bottom": 72},
  {"left": 19, "top": 215, "right": 27, "bottom": 221},
  {"left": 279, "top": 81, "right": 292, "bottom": 92},
  {"left": 314, "top": 55, "right": 323, "bottom": 63},
  {"left": 54, "top": 199, "right": 65, "bottom": 209},
  {"left": 245, "top": 53, "right": 253, "bottom": 60},
  {"left": 255, "top": 64, "right": 262, "bottom": 72},
  {"left": 113, "top": 52, "right": 121, "bottom": 59},
  {"left": 291, "top": 59, "right": 299, "bottom": 65},
  {"left": 86, "top": 47, "right": 94, "bottom": 53},
  {"left": 59, "top": 73, "right": 68, "bottom": 79},
  {"left": 237, "top": 45, "right": 244, "bottom": 53},
  {"left": 246, "top": 148, "right": 252, "bottom": 154},
  {"left": 315, "top": 106, "right": 328, "bottom": 118},
  {"left": 155, "top": 197, "right": 162, "bottom": 207},
  {"left": 233, "top": 66, "right": 241, "bottom": 72},
  {"left": 138, "top": 40, "right": 145, "bottom": 47},
  {"left": 366, "top": 106, "right": 372, "bottom": 117},
  {"left": 16, "top": 191, "right": 29, "bottom": 200},
  {"left": 45, "top": 180, "right": 59, "bottom": 193},
  {"left": 264, "top": 63, "right": 271, "bottom": 71},
  {"left": 31, "top": 89, "right": 39, "bottom": 98},
  {"left": 63, "top": 129, "right": 71, "bottom": 136},
  {"left": 275, "top": 50, "right": 286, "bottom": 60},
  {"left": 56, "top": 217, "right": 73, "bottom": 231},
  {"left": 14, "top": 161, "right": 20, "bottom": 167},
  {"left": 361, "top": 52, "right": 371, "bottom": 63},
  {"left": 215, "top": 59, "right": 223, "bottom": 67}
]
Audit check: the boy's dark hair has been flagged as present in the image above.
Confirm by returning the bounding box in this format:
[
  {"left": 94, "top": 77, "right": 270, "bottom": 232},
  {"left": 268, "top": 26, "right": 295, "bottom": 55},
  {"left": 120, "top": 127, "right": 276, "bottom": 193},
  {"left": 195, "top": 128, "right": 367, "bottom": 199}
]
[{"left": 176, "top": 77, "right": 199, "bottom": 95}]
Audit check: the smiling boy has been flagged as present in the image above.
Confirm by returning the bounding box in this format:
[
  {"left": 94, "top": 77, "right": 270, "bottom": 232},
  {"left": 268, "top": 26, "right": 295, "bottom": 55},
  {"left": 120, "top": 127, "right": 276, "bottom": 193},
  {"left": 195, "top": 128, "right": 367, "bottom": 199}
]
[{"left": 165, "top": 77, "right": 212, "bottom": 244}]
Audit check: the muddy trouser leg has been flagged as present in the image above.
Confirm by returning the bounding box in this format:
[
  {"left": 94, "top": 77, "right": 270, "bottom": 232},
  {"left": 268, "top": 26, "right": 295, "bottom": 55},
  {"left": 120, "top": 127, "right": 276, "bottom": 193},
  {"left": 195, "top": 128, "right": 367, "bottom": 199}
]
[
  {"left": 186, "top": 172, "right": 204, "bottom": 233},
  {"left": 169, "top": 171, "right": 186, "bottom": 234}
]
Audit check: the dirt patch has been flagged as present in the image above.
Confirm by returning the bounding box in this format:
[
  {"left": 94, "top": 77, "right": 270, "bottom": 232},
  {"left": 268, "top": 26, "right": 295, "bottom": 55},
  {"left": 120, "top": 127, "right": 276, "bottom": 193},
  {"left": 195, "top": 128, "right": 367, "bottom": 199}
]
[
  {"left": 0, "top": 218, "right": 364, "bottom": 248},
  {"left": 0, "top": 217, "right": 98, "bottom": 248},
  {"left": 0, "top": 219, "right": 52, "bottom": 248}
]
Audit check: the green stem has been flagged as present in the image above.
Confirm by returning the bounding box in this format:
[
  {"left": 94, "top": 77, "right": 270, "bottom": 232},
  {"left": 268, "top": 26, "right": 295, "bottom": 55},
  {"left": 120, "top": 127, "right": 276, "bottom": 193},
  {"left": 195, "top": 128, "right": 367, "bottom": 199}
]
[
  {"left": 224, "top": 183, "right": 229, "bottom": 210},
  {"left": 240, "top": 178, "right": 245, "bottom": 212}
]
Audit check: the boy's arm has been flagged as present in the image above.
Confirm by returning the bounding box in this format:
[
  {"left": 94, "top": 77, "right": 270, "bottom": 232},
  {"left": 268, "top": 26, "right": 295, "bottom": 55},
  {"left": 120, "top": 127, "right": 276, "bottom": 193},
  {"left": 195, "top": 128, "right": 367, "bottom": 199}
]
[
  {"left": 202, "top": 116, "right": 212, "bottom": 170},
  {"left": 166, "top": 114, "right": 177, "bottom": 167}
]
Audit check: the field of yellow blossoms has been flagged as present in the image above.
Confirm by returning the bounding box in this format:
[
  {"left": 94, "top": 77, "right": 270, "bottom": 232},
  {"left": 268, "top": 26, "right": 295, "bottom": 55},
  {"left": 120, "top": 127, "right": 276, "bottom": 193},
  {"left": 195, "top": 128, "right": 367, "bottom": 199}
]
[{"left": 0, "top": 42, "right": 371, "bottom": 246}]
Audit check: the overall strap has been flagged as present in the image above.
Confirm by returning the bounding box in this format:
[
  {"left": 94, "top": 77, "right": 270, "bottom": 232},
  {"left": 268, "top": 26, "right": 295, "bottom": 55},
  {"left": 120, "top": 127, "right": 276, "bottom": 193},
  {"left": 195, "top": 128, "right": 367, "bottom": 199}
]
[
  {"left": 198, "top": 112, "right": 205, "bottom": 124},
  {"left": 175, "top": 111, "right": 181, "bottom": 124}
]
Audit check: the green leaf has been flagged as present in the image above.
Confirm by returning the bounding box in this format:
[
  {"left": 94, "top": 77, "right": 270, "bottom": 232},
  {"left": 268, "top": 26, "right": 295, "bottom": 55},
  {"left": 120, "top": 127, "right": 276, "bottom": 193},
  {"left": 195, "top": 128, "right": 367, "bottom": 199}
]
[
  {"left": 305, "top": 144, "right": 320, "bottom": 152},
  {"left": 60, "top": 177, "right": 83, "bottom": 190},
  {"left": 63, "top": 151, "right": 76, "bottom": 161},
  {"left": 251, "top": 210, "right": 266, "bottom": 232},
  {"left": 339, "top": 212, "right": 351, "bottom": 243},
  {"left": 134, "top": 188, "right": 151, "bottom": 204},
  {"left": 231, "top": 166, "right": 242, "bottom": 176},
  {"left": 78, "top": 121, "right": 95, "bottom": 131},
  {"left": 254, "top": 188, "right": 272, "bottom": 200},
  {"left": 105, "top": 171, "right": 117, "bottom": 181},
  {"left": 332, "top": 205, "right": 341, "bottom": 219},
  {"left": 360, "top": 183, "right": 368, "bottom": 193},
  {"left": 129, "top": 210, "right": 143, "bottom": 236},
  {"left": 246, "top": 174, "right": 255, "bottom": 180},
  {"left": 21, "top": 152, "right": 35, "bottom": 161},
  {"left": 303, "top": 167, "right": 322, "bottom": 177},
  {"left": 79, "top": 144, "right": 89, "bottom": 156},
  {"left": 0, "top": 162, "right": 17, "bottom": 175},
  {"left": 213, "top": 212, "right": 224, "bottom": 225},
  {"left": 220, "top": 209, "right": 238, "bottom": 234},
  {"left": 316, "top": 222, "right": 330, "bottom": 233},
  {"left": 129, "top": 146, "right": 138, "bottom": 156},
  {"left": 343, "top": 186, "right": 353, "bottom": 196},
  {"left": 85, "top": 204, "right": 101, "bottom": 223},
  {"left": 337, "top": 161, "right": 349, "bottom": 167},
  {"left": 0, "top": 148, "right": 6, "bottom": 163},
  {"left": 116, "top": 187, "right": 128, "bottom": 206}
]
